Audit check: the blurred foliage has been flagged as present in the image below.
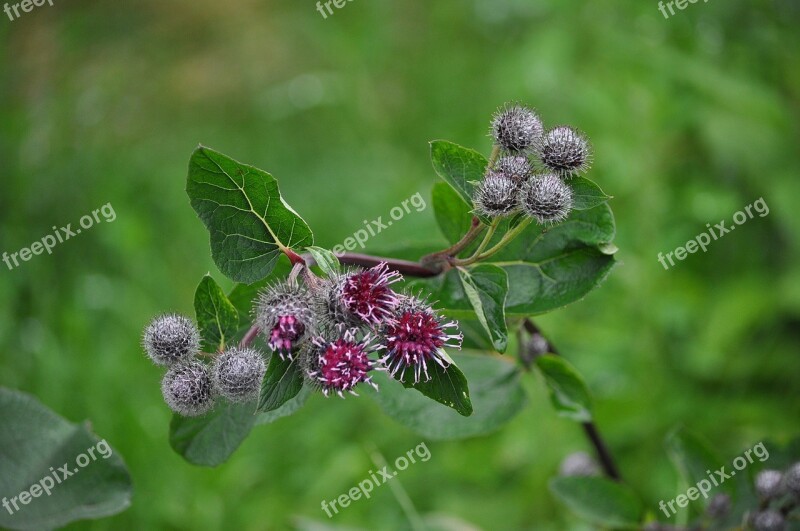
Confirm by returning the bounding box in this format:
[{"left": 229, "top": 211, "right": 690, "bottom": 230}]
[{"left": 1, "top": 0, "right": 799, "bottom": 529}]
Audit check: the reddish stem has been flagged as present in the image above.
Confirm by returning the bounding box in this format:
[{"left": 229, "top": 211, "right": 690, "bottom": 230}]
[{"left": 239, "top": 324, "right": 260, "bottom": 348}]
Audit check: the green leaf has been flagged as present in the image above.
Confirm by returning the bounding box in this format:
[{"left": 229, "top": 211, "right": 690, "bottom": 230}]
[
  {"left": 0, "top": 388, "right": 132, "bottom": 530},
  {"left": 369, "top": 353, "right": 527, "bottom": 439},
  {"left": 430, "top": 141, "right": 489, "bottom": 221},
  {"left": 257, "top": 354, "right": 304, "bottom": 412},
  {"left": 665, "top": 427, "right": 737, "bottom": 507},
  {"left": 169, "top": 400, "right": 257, "bottom": 467},
  {"left": 186, "top": 146, "right": 314, "bottom": 284},
  {"left": 306, "top": 246, "right": 342, "bottom": 277},
  {"left": 549, "top": 476, "right": 643, "bottom": 529},
  {"left": 406, "top": 205, "right": 617, "bottom": 317},
  {"left": 169, "top": 388, "right": 313, "bottom": 468},
  {"left": 457, "top": 265, "right": 509, "bottom": 352},
  {"left": 255, "top": 385, "right": 313, "bottom": 425},
  {"left": 397, "top": 354, "right": 472, "bottom": 416},
  {"left": 459, "top": 318, "right": 500, "bottom": 351},
  {"left": 432, "top": 182, "right": 474, "bottom": 245},
  {"left": 535, "top": 354, "right": 593, "bottom": 422},
  {"left": 493, "top": 204, "right": 617, "bottom": 316},
  {"left": 194, "top": 275, "right": 239, "bottom": 352},
  {"left": 569, "top": 176, "right": 612, "bottom": 211}
]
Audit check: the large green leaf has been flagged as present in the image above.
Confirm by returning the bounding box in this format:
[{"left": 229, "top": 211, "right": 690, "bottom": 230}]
[
  {"left": 194, "top": 275, "right": 239, "bottom": 352},
  {"left": 430, "top": 141, "right": 489, "bottom": 221},
  {"left": 406, "top": 205, "right": 616, "bottom": 317},
  {"left": 457, "top": 265, "right": 509, "bottom": 352},
  {"left": 369, "top": 353, "right": 527, "bottom": 439},
  {"left": 169, "top": 400, "right": 258, "bottom": 467},
  {"left": 492, "top": 204, "right": 617, "bottom": 315},
  {"left": 169, "top": 388, "right": 313, "bottom": 467},
  {"left": 569, "top": 176, "right": 612, "bottom": 211},
  {"left": 258, "top": 354, "right": 304, "bottom": 412},
  {"left": 186, "top": 146, "right": 313, "bottom": 284},
  {"left": 0, "top": 388, "right": 132, "bottom": 530},
  {"left": 535, "top": 355, "right": 593, "bottom": 422},
  {"left": 431, "top": 181, "right": 474, "bottom": 245},
  {"left": 396, "top": 354, "right": 472, "bottom": 417},
  {"left": 549, "top": 476, "right": 643, "bottom": 529}
]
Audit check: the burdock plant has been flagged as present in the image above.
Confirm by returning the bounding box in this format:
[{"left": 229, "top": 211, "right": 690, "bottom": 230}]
[
  {"left": 140, "top": 101, "right": 623, "bottom": 518},
  {"left": 139, "top": 103, "right": 800, "bottom": 529}
]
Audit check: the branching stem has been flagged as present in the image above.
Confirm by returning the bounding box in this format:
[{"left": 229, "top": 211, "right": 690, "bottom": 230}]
[{"left": 520, "top": 319, "right": 622, "bottom": 481}]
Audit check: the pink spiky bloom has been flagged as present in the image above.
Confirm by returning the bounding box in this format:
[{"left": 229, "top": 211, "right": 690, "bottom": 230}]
[
  {"left": 381, "top": 300, "right": 463, "bottom": 383},
  {"left": 269, "top": 315, "right": 305, "bottom": 360},
  {"left": 309, "top": 328, "right": 380, "bottom": 398},
  {"left": 341, "top": 263, "right": 402, "bottom": 325}
]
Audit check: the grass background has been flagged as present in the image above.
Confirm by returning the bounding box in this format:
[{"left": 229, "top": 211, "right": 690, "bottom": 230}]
[{"left": 1, "top": 0, "right": 799, "bottom": 529}]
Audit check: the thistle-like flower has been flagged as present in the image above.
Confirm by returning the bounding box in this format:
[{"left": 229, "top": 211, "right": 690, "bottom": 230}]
[
  {"left": 474, "top": 171, "right": 520, "bottom": 218},
  {"left": 313, "top": 264, "right": 402, "bottom": 329},
  {"left": 490, "top": 103, "right": 544, "bottom": 153},
  {"left": 255, "top": 281, "right": 314, "bottom": 360},
  {"left": 340, "top": 263, "right": 403, "bottom": 325},
  {"left": 380, "top": 296, "right": 463, "bottom": 383},
  {"left": 785, "top": 462, "right": 800, "bottom": 495},
  {"left": 212, "top": 347, "right": 266, "bottom": 402},
  {"left": 755, "top": 469, "right": 784, "bottom": 500},
  {"left": 537, "top": 126, "right": 592, "bottom": 176},
  {"left": 142, "top": 313, "right": 200, "bottom": 366},
  {"left": 706, "top": 493, "right": 731, "bottom": 518},
  {"left": 559, "top": 452, "right": 601, "bottom": 477},
  {"left": 519, "top": 173, "right": 573, "bottom": 224},
  {"left": 495, "top": 155, "right": 533, "bottom": 183},
  {"left": 306, "top": 327, "right": 381, "bottom": 398},
  {"left": 161, "top": 361, "right": 215, "bottom": 417},
  {"left": 751, "top": 509, "right": 785, "bottom": 531}
]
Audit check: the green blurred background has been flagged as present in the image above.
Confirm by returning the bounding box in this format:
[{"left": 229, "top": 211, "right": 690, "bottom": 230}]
[{"left": 1, "top": 0, "right": 799, "bottom": 529}]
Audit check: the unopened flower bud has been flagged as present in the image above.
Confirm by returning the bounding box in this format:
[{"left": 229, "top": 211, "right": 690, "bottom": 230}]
[
  {"left": 161, "top": 361, "right": 214, "bottom": 417},
  {"left": 142, "top": 313, "right": 200, "bottom": 366}
]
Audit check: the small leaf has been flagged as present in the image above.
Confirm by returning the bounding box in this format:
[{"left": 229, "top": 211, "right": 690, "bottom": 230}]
[
  {"left": 257, "top": 354, "right": 304, "bottom": 412},
  {"left": 397, "top": 356, "right": 473, "bottom": 417},
  {"left": 194, "top": 275, "right": 239, "bottom": 352},
  {"left": 430, "top": 141, "right": 490, "bottom": 222},
  {"left": 431, "top": 182, "right": 474, "bottom": 245},
  {"left": 306, "top": 246, "right": 342, "bottom": 277},
  {"left": 0, "top": 388, "right": 132, "bottom": 530},
  {"left": 169, "top": 400, "right": 257, "bottom": 467},
  {"left": 549, "top": 476, "right": 643, "bottom": 529},
  {"left": 186, "top": 146, "right": 313, "bottom": 283},
  {"left": 665, "top": 426, "right": 737, "bottom": 508},
  {"left": 535, "top": 354, "right": 593, "bottom": 422},
  {"left": 569, "top": 176, "right": 611, "bottom": 211},
  {"left": 369, "top": 354, "right": 527, "bottom": 439},
  {"left": 255, "top": 385, "right": 312, "bottom": 425},
  {"left": 457, "top": 265, "right": 509, "bottom": 352}
]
